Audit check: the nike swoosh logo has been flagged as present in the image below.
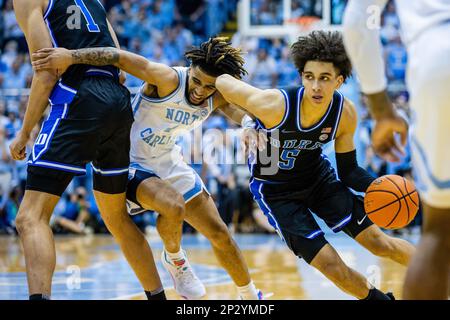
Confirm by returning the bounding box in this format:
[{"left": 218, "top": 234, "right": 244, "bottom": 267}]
[{"left": 357, "top": 215, "right": 368, "bottom": 225}]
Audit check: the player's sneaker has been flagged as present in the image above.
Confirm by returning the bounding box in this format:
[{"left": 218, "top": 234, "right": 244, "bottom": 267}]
[
  {"left": 239, "top": 289, "right": 265, "bottom": 300},
  {"left": 386, "top": 292, "right": 396, "bottom": 300},
  {"left": 161, "top": 250, "right": 206, "bottom": 300}
]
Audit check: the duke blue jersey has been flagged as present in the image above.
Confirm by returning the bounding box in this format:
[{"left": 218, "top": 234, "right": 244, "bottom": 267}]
[
  {"left": 44, "top": 0, "right": 119, "bottom": 89},
  {"left": 130, "top": 67, "right": 214, "bottom": 165},
  {"left": 250, "top": 86, "right": 344, "bottom": 186}
]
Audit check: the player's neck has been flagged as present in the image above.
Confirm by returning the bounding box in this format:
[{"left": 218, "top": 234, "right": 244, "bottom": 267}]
[{"left": 300, "top": 97, "right": 332, "bottom": 128}]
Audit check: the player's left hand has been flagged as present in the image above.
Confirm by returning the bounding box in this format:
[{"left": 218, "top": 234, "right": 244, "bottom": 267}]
[
  {"left": 241, "top": 127, "right": 267, "bottom": 156},
  {"left": 31, "top": 47, "right": 72, "bottom": 75}
]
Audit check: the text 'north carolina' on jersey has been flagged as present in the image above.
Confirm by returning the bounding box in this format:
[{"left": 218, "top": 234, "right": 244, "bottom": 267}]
[
  {"left": 250, "top": 86, "right": 344, "bottom": 186},
  {"left": 44, "top": 0, "right": 119, "bottom": 89},
  {"left": 130, "top": 67, "right": 214, "bottom": 165}
]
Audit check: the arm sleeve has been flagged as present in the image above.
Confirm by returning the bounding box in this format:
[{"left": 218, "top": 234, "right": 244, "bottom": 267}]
[
  {"left": 336, "top": 150, "right": 376, "bottom": 192},
  {"left": 342, "top": 0, "right": 389, "bottom": 94}
]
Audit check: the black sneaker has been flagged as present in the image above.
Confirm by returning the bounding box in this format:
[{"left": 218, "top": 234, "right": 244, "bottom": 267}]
[{"left": 386, "top": 292, "right": 396, "bottom": 300}]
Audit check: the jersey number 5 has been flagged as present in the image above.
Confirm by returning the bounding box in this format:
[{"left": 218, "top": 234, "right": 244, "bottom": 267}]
[
  {"left": 278, "top": 149, "right": 300, "bottom": 170},
  {"left": 74, "top": 0, "right": 100, "bottom": 32}
]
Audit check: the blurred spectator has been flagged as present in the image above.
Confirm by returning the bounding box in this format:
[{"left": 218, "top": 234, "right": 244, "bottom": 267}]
[
  {"left": 385, "top": 35, "right": 407, "bottom": 82},
  {"left": 1, "top": 40, "right": 19, "bottom": 69},
  {"left": 174, "top": 0, "right": 206, "bottom": 35},
  {"left": 0, "top": 124, "right": 12, "bottom": 212},
  {"left": 51, "top": 187, "right": 93, "bottom": 235},
  {"left": 331, "top": 0, "right": 347, "bottom": 24},
  {"left": 245, "top": 47, "right": 278, "bottom": 88},
  {"left": 277, "top": 47, "right": 300, "bottom": 87},
  {"left": 2, "top": 0, "right": 26, "bottom": 52},
  {"left": 291, "top": 0, "right": 322, "bottom": 19},
  {"left": 1, "top": 55, "right": 29, "bottom": 90},
  {"left": 251, "top": 0, "right": 283, "bottom": 26}
]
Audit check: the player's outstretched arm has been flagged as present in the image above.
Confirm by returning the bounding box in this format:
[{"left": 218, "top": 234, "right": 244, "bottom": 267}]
[
  {"left": 215, "top": 74, "right": 285, "bottom": 128},
  {"left": 9, "top": 0, "right": 59, "bottom": 161},
  {"left": 343, "top": 0, "right": 407, "bottom": 162},
  {"left": 32, "top": 47, "right": 177, "bottom": 90},
  {"left": 334, "top": 99, "right": 376, "bottom": 192}
]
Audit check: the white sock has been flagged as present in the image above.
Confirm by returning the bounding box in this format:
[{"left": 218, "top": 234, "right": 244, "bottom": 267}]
[
  {"left": 164, "top": 248, "right": 185, "bottom": 262},
  {"left": 237, "top": 281, "right": 259, "bottom": 300}
]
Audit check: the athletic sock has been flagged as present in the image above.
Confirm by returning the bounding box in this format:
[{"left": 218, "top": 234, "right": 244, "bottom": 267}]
[
  {"left": 363, "top": 288, "right": 393, "bottom": 300},
  {"left": 29, "top": 294, "right": 51, "bottom": 300},
  {"left": 164, "top": 248, "right": 185, "bottom": 263},
  {"left": 237, "top": 281, "right": 259, "bottom": 300},
  {"left": 145, "top": 287, "right": 167, "bottom": 300}
]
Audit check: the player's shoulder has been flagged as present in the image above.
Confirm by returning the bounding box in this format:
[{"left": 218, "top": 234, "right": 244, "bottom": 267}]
[
  {"left": 336, "top": 96, "right": 358, "bottom": 135},
  {"left": 342, "top": 96, "right": 358, "bottom": 123},
  {"left": 14, "top": 0, "right": 47, "bottom": 13}
]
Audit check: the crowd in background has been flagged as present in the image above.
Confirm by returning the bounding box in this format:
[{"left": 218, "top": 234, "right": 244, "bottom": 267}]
[{"left": 0, "top": 0, "right": 419, "bottom": 236}]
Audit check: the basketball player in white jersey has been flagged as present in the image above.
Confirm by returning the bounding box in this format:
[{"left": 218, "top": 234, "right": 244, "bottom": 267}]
[
  {"left": 32, "top": 37, "right": 262, "bottom": 300},
  {"left": 343, "top": 0, "right": 450, "bottom": 299}
]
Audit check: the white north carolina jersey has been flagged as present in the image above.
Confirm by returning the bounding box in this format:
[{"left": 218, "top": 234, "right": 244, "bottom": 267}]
[
  {"left": 130, "top": 66, "right": 214, "bottom": 166},
  {"left": 361, "top": 0, "right": 450, "bottom": 45},
  {"left": 395, "top": 0, "right": 450, "bottom": 44}
]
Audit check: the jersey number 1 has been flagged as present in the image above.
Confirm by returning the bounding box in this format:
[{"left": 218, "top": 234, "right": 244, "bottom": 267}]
[{"left": 74, "top": 0, "right": 100, "bottom": 32}]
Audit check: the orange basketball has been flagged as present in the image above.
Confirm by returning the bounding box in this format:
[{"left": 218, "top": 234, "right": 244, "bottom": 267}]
[{"left": 364, "top": 175, "right": 419, "bottom": 229}]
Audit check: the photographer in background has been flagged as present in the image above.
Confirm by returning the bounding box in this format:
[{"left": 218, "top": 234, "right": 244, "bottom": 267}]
[{"left": 51, "top": 187, "right": 93, "bottom": 235}]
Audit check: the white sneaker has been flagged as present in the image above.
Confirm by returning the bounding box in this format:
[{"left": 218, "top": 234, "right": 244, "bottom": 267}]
[
  {"left": 161, "top": 250, "right": 206, "bottom": 300},
  {"left": 239, "top": 289, "right": 265, "bottom": 300}
]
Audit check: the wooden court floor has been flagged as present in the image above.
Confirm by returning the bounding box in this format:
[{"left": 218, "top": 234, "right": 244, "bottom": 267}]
[{"left": 0, "top": 231, "right": 419, "bottom": 300}]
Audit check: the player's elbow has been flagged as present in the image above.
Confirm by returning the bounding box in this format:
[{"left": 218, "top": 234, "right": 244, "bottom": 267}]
[
  {"left": 33, "top": 70, "right": 58, "bottom": 89},
  {"left": 215, "top": 74, "right": 234, "bottom": 92}
]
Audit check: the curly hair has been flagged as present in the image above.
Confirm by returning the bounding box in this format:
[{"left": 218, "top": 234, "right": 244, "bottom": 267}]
[
  {"left": 291, "top": 30, "right": 352, "bottom": 80},
  {"left": 185, "top": 37, "right": 247, "bottom": 79}
]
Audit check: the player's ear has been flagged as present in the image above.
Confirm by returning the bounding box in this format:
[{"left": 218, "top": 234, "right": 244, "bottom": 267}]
[{"left": 336, "top": 75, "right": 344, "bottom": 89}]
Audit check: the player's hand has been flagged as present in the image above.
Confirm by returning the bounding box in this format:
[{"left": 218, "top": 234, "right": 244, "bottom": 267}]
[
  {"left": 119, "top": 71, "right": 127, "bottom": 85},
  {"left": 241, "top": 127, "right": 267, "bottom": 156},
  {"left": 31, "top": 47, "right": 72, "bottom": 74},
  {"left": 9, "top": 130, "right": 29, "bottom": 161},
  {"left": 371, "top": 111, "right": 408, "bottom": 162}
]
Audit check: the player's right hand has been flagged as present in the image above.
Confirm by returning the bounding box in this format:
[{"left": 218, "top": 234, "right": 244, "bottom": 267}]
[
  {"left": 371, "top": 111, "right": 408, "bottom": 163},
  {"left": 9, "top": 131, "right": 29, "bottom": 161},
  {"left": 31, "top": 47, "right": 72, "bottom": 74}
]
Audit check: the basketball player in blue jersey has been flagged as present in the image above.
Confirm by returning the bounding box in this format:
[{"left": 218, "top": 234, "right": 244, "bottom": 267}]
[
  {"left": 343, "top": 0, "right": 450, "bottom": 300},
  {"left": 32, "top": 38, "right": 263, "bottom": 300},
  {"left": 215, "top": 31, "right": 416, "bottom": 300},
  {"left": 9, "top": 0, "right": 165, "bottom": 300}
]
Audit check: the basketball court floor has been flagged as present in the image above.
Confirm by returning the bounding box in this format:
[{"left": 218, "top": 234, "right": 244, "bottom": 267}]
[{"left": 0, "top": 228, "right": 419, "bottom": 300}]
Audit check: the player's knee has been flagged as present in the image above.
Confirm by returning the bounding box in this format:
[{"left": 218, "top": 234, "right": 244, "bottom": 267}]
[
  {"left": 15, "top": 211, "right": 40, "bottom": 235},
  {"left": 101, "top": 211, "right": 129, "bottom": 232},
  {"left": 365, "top": 235, "right": 395, "bottom": 258},
  {"left": 163, "top": 194, "right": 185, "bottom": 221}
]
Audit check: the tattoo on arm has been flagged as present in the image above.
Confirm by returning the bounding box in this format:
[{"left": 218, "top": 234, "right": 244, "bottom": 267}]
[{"left": 71, "top": 47, "right": 119, "bottom": 66}]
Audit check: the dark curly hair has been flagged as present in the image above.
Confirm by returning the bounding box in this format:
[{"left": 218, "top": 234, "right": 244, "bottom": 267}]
[
  {"left": 291, "top": 30, "right": 352, "bottom": 81},
  {"left": 185, "top": 37, "right": 247, "bottom": 79}
]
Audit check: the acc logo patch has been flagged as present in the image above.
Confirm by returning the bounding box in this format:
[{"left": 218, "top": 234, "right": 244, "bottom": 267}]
[{"left": 319, "top": 134, "right": 328, "bottom": 141}]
